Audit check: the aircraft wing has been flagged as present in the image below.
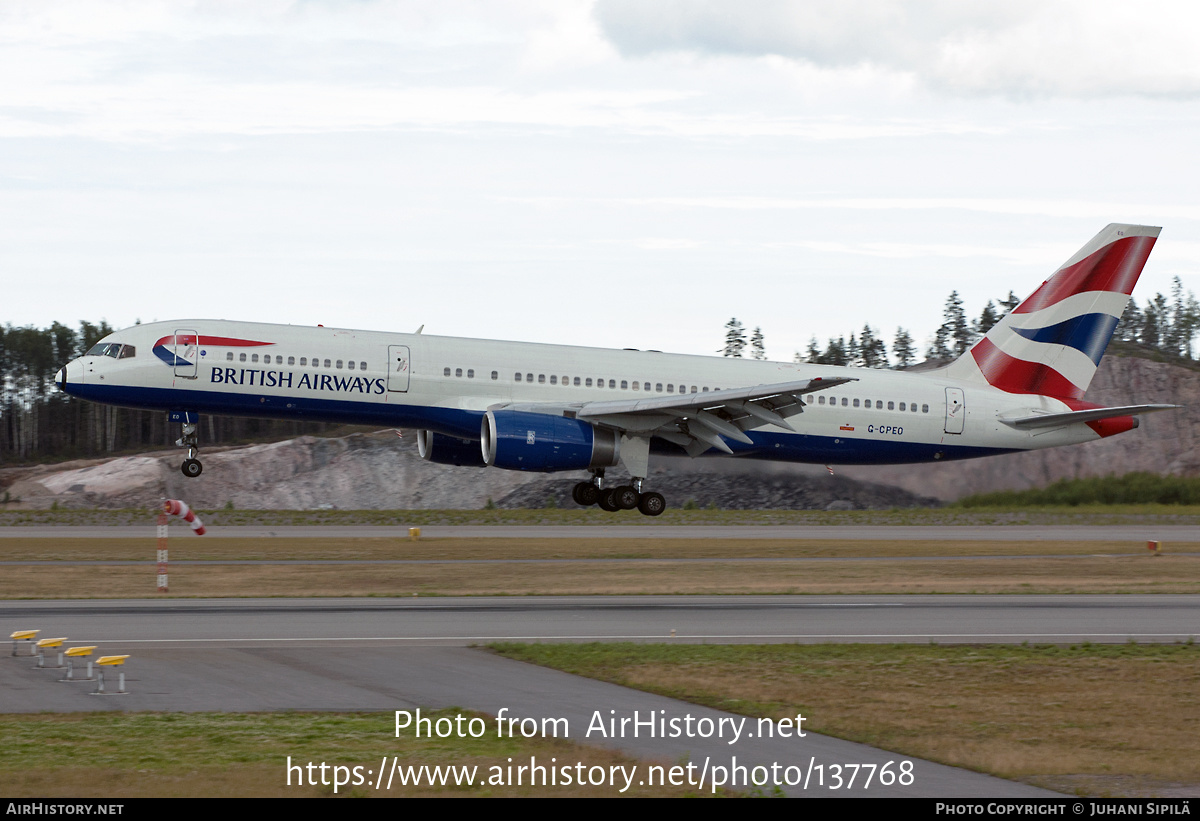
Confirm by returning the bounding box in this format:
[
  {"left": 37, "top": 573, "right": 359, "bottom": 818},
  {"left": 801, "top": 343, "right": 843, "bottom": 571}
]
[
  {"left": 496, "top": 376, "right": 855, "bottom": 456},
  {"left": 1001, "top": 404, "right": 1180, "bottom": 430}
]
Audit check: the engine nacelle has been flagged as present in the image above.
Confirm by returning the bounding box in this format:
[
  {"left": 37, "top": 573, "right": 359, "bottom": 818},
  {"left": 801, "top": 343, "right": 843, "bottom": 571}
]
[
  {"left": 416, "top": 429, "right": 487, "bottom": 467},
  {"left": 482, "top": 410, "right": 620, "bottom": 472}
]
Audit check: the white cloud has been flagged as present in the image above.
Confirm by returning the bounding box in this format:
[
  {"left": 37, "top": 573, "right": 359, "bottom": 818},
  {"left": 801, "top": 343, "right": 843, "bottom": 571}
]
[{"left": 594, "top": 0, "right": 1200, "bottom": 98}]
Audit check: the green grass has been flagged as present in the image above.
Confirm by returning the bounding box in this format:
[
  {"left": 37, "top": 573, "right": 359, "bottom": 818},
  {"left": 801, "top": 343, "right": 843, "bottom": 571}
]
[
  {"left": 0, "top": 710, "right": 708, "bottom": 797},
  {"left": 958, "top": 473, "right": 1200, "bottom": 507},
  {"left": 489, "top": 642, "right": 1200, "bottom": 795},
  {"left": 7, "top": 505, "right": 1200, "bottom": 528}
]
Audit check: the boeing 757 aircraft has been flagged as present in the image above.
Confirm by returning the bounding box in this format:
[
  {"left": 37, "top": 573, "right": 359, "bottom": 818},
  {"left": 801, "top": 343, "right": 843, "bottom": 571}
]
[{"left": 57, "top": 224, "right": 1177, "bottom": 515}]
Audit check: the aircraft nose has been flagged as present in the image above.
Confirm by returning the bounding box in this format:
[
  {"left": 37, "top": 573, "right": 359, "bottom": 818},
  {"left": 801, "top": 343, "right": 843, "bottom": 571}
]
[{"left": 56, "top": 360, "right": 84, "bottom": 393}]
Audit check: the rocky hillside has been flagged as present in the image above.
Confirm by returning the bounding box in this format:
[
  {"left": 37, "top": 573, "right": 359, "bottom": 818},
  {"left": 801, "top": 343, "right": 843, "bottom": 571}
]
[
  {"left": 0, "top": 430, "right": 938, "bottom": 511},
  {"left": 0, "top": 352, "right": 1191, "bottom": 510}
]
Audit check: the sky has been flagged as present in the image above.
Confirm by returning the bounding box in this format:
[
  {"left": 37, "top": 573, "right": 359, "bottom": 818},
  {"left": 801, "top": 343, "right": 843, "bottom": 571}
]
[{"left": 2, "top": 0, "right": 1200, "bottom": 361}]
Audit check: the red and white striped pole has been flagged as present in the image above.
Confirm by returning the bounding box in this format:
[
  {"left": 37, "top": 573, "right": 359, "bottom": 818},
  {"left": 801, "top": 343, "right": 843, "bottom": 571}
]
[
  {"left": 159, "top": 500, "right": 206, "bottom": 593},
  {"left": 156, "top": 511, "right": 169, "bottom": 593}
]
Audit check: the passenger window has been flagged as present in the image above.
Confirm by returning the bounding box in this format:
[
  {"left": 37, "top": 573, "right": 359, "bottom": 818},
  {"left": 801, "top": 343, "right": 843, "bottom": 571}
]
[
  {"left": 911, "top": 403, "right": 917, "bottom": 413},
  {"left": 621, "top": 380, "right": 629, "bottom": 389},
  {"left": 899, "top": 402, "right": 905, "bottom": 411},
  {"left": 469, "top": 369, "right": 475, "bottom": 378},
  {"left": 226, "top": 352, "right": 233, "bottom": 361},
  {"left": 561, "top": 376, "right": 568, "bottom": 385},
  {"left": 252, "top": 354, "right": 259, "bottom": 363},
  {"left": 348, "top": 360, "right": 355, "bottom": 370},
  {"left": 526, "top": 373, "right": 533, "bottom": 383},
  {"left": 455, "top": 368, "right": 462, "bottom": 377},
  {"left": 888, "top": 401, "right": 894, "bottom": 410},
  {"left": 288, "top": 356, "right": 295, "bottom": 365},
  {"left": 609, "top": 379, "right": 616, "bottom": 388},
  {"left": 574, "top": 377, "right": 581, "bottom": 386},
  {"left": 336, "top": 360, "right": 343, "bottom": 369},
  {"left": 515, "top": 373, "right": 522, "bottom": 382},
  {"left": 841, "top": 397, "right": 848, "bottom": 407},
  {"left": 491, "top": 371, "right": 498, "bottom": 380},
  {"left": 922, "top": 404, "right": 929, "bottom": 413},
  {"left": 300, "top": 357, "right": 307, "bottom": 366},
  {"left": 240, "top": 353, "right": 247, "bottom": 362},
  {"left": 585, "top": 378, "right": 592, "bottom": 387},
  {"left": 360, "top": 362, "right": 366, "bottom": 370},
  {"left": 324, "top": 359, "right": 331, "bottom": 368},
  {"left": 667, "top": 384, "right": 673, "bottom": 393},
  {"left": 656, "top": 383, "right": 663, "bottom": 392},
  {"left": 538, "top": 374, "right": 545, "bottom": 383},
  {"left": 819, "top": 396, "right": 825, "bottom": 405},
  {"left": 632, "top": 381, "right": 639, "bottom": 391},
  {"left": 550, "top": 375, "right": 557, "bottom": 385},
  {"left": 444, "top": 368, "right": 451, "bottom": 377},
  {"left": 853, "top": 398, "right": 860, "bottom": 407}
]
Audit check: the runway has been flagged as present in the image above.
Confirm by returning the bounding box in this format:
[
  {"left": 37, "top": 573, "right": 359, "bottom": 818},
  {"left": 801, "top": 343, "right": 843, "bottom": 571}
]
[
  {"left": 3, "top": 593, "right": 1120, "bottom": 798},
  {"left": 4, "top": 594, "right": 1197, "bottom": 646},
  {"left": 2, "top": 524, "right": 1198, "bottom": 540}
]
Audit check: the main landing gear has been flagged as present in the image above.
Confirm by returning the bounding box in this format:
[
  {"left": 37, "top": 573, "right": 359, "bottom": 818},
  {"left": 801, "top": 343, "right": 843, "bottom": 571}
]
[
  {"left": 572, "top": 472, "right": 666, "bottom": 517},
  {"left": 177, "top": 422, "right": 203, "bottom": 478}
]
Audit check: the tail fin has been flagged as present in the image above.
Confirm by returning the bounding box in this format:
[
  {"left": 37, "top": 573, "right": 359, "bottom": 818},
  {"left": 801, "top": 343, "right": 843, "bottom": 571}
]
[{"left": 942, "top": 223, "right": 1160, "bottom": 399}]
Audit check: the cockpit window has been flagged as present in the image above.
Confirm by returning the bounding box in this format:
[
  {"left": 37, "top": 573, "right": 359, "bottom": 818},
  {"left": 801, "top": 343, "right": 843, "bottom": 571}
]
[{"left": 86, "top": 343, "right": 134, "bottom": 359}]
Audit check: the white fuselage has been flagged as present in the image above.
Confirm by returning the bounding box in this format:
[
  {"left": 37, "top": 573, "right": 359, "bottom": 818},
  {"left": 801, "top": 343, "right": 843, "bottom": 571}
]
[{"left": 59, "top": 318, "right": 1108, "bottom": 467}]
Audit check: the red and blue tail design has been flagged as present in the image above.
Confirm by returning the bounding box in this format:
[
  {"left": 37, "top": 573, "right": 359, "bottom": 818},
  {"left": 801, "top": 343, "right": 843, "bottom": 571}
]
[{"left": 944, "top": 224, "right": 1159, "bottom": 400}]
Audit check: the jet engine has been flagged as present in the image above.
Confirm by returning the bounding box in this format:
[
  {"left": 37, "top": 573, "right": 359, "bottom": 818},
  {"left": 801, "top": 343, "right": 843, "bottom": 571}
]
[
  {"left": 481, "top": 410, "right": 620, "bottom": 472},
  {"left": 416, "top": 430, "right": 487, "bottom": 467}
]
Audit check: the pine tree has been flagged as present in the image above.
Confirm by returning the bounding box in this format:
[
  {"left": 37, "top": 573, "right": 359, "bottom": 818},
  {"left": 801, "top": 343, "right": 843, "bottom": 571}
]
[
  {"left": 1115, "top": 298, "right": 1144, "bottom": 343},
  {"left": 893, "top": 327, "right": 915, "bottom": 368},
  {"left": 859, "top": 325, "right": 887, "bottom": 368},
  {"left": 945, "top": 291, "right": 971, "bottom": 355},
  {"left": 750, "top": 327, "right": 766, "bottom": 360},
  {"left": 998, "top": 290, "right": 1020, "bottom": 316},
  {"left": 1169, "top": 277, "right": 1200, "bottom": 358},
  {"left": 822, "top": 337, "right": 848, "bottom": 366},
  {"left": 722, "top": 318, "right": 746, "bottom": 357},
  {"left": 976, "top": 300, "right": 1000, "bottom": 336}
]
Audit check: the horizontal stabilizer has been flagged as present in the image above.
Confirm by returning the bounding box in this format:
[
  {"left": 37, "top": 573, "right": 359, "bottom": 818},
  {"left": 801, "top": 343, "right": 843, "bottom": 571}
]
[{"left": 1001, "top": 404, "right": 1180, "bottom": 430}]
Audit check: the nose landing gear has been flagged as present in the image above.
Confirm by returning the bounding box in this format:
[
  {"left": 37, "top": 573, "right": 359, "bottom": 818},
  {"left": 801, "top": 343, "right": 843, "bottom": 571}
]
[{"left": 176, "top": 420, "right": 203, "bottom": 478}]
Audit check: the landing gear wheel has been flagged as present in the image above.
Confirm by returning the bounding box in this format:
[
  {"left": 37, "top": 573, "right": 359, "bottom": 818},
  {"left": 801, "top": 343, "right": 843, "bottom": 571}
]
[
  {"left": 598, "top": 488, "right": 621, "bottom": 512},
  {"left": 637, "top": 491, "right": 666, "bottom": 517},
  {"left": 181, "top": 458, "right": 203, "bottom": 478},
  {"left": 613, "top": 485, "right": 640, "bottom": 510},
  {"left": 572, "top": 481, "right": 599, "bottom": 507}
]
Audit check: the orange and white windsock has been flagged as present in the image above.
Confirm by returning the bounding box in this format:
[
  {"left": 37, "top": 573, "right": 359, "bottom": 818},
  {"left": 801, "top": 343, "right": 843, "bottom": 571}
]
[{"left": 163, "top": 500, "right": 206, "bottom": 536}]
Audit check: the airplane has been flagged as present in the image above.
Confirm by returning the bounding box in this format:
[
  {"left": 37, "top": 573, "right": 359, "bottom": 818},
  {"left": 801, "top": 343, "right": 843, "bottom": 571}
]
[{"left": 55, "top": 223, "right": 1178, "bottom": 515}]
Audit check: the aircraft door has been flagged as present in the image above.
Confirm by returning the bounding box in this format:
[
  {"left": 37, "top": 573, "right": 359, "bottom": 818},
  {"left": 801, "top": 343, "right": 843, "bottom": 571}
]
[
  {"left": 944, "top": 387, "right": 965, "bottom": 434},
  {"left": 387, "top": 345, "right": 411, "bottom": 393},
  {"left": 174, "top": 330, "right": 198, "bottom": 379}
]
